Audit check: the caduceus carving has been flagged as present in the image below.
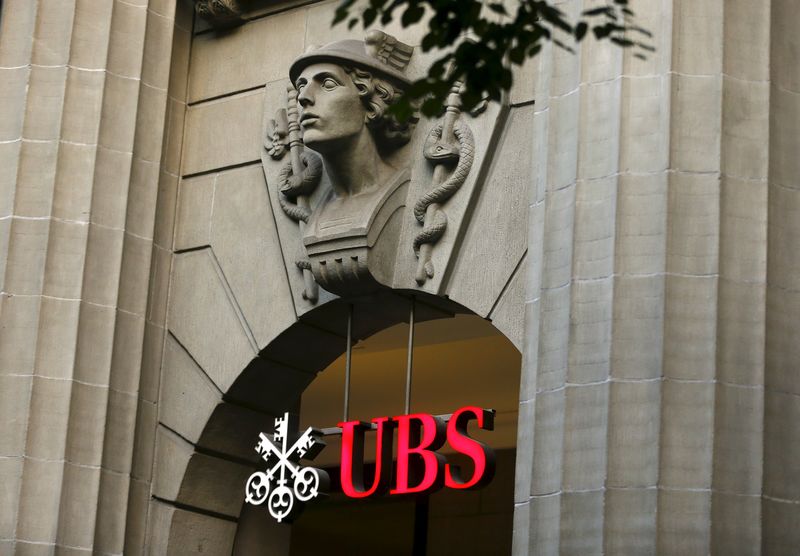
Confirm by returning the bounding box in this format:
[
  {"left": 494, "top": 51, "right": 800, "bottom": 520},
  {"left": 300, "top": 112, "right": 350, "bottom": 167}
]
[
  {"left": 265, "top": 108, "right": 288, "bottom": 160},
  {"left": 413, "top": 83, "right": 475, "bottom": 285},
  {"left": 278, "top": 86, "right": 323, "bottom": 302}
]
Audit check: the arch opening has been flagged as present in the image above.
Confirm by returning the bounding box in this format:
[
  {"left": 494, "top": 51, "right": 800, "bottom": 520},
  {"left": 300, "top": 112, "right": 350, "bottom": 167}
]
[
  {"left": 289, "top": 311, "right": 521, "bottom": 555},
  {"left": 168, "top": 290, "right": 520, "bottom": 555}
]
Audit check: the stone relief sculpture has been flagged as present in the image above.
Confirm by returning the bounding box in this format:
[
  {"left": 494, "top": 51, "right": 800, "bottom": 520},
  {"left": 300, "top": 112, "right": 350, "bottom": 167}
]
[
  {"left": 193, "top": 0, "right": 244, "bottom": 28},
  {"left": 413, "top": 84, "right": 475, "bottom": 284},
  {"left": 265, "top": 108, "right": 289, "bottom": 160},
  {"left": 265, "top": 30, "right": 419, "bottom": 299},
  {"left": 277, "top": 88, "right": 323, "bottom": 302},
  {"left": 262, "top": 30, "right": 484, "bottom": 302}
]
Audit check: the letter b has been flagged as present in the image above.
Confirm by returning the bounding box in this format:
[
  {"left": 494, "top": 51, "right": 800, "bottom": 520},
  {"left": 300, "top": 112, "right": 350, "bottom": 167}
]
[{"left": 391, "top": 413, "right": 447, "bottom": 495}]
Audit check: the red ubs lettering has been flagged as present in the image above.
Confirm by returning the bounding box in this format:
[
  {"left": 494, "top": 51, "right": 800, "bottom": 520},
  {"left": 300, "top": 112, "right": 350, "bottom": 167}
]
[{"left": 338, "top": 406, "right": 496, "bottom": 498}]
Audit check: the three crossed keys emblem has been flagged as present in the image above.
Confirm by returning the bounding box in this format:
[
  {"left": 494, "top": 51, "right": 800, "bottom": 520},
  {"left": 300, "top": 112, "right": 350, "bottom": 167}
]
[{"left": 245, "top": 412, "right": 329, "bottom": 522}]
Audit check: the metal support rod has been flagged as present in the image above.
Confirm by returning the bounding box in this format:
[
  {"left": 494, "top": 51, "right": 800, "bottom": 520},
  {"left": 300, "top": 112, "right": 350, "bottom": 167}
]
[
  {"left": 404, "top": 297, "right": 415, "bottom": 414},
  {"left": 343, "top": 304, "right": 353, "bottom": 423}
]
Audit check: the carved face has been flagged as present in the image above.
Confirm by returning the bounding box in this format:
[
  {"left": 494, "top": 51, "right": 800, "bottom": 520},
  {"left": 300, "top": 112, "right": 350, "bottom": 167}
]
[{"left": 296, "top": 63, "right": 367, "bottom": 152}]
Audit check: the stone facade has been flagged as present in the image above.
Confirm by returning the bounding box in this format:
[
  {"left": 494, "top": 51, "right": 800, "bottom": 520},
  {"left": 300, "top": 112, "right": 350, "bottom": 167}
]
[{"left": 0, "top": 0, "right": 798, "bottom": 554}]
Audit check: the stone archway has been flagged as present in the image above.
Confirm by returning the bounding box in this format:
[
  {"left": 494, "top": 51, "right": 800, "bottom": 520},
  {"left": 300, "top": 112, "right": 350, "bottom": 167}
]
[
  {"left": 163, "top": 289, "right": 522, "bottom": 554},
  {"left": 163, "top": 289, "right": 515, "bottom": 554}
]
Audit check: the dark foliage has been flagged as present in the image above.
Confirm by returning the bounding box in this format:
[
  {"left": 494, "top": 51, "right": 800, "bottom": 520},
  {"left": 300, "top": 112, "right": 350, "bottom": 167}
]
[{"left": 333, "top": 0, "right": 653, "bottom": 119}]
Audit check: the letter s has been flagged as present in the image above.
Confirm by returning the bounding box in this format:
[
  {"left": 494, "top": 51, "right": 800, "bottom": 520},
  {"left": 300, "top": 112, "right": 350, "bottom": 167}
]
[{"left": 444, "top": 407, "right": 496, "bottom": 490}]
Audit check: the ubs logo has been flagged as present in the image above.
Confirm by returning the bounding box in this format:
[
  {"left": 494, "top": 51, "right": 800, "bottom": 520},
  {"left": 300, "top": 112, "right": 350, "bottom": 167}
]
[
  {"left": 244, "top": 413, "right": 329, "bottom": 523},
  {"left": 245, "top": 406, "right": 495, "bottom": 522},
  {"left": 339, "top": 406, "right": 495, "bottom": 498}
]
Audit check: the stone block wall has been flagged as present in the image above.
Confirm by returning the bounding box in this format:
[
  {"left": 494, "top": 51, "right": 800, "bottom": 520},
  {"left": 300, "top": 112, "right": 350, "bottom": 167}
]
[
  {"left": 141, "top": 1, "right": 531, "bottom": 551},
  {"left": 0, "top": 0, "right": 798, "bottom": 554}
]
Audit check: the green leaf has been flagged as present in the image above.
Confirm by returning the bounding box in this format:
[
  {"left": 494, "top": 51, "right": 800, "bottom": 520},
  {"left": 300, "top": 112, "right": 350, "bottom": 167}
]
[
  {"left": 388, "top": 96, "right": 415, "bottom": 123},
  {"left": 401, "top": 4, "right": 425, "bottom": 26},
  {"left": 555, "top": 38, "right": 575, "bottom": 53},
  {"left": 574, "top": 21, "right": 588, "bottom": 41},
  {"left": 583, "top": 6, "right": 612, "bottom": 17},
  {"left": 422, "top": 97, "right": 442, "bottom": 117},
  {"left": 593, "top": 24, "right": 611, "bottom": 39},
  {"left": 333, "top": 0, "right": 355, "bottom": 24},
  {"left": 610, "top": 36, "right": 635, "bottom": 47},
  {"left": 509, "top": 45, "right": 526, "bottom": 64},
  {"left": 421, "top": 33, "right": 438, "bottom": 51},
  {"left": 363, "top": 7, "right": 377, "bottom": 27},
  {"left": 629, "top": 24, "right": 654, "bottom": 38}
]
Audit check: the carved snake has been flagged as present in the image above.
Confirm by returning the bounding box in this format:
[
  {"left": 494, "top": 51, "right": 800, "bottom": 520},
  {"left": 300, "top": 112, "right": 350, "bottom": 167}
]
[
  {"left": 413, "top": 119, "right": 475, "bottom": 276},
  {"left": 277, "top": 151, "right": 323, "bottom": 224}
]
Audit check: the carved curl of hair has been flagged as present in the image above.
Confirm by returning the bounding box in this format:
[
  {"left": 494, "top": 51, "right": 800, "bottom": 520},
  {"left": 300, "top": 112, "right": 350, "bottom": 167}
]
[{"left": 343, "top": 65, "right": 418, "bottom": 150}]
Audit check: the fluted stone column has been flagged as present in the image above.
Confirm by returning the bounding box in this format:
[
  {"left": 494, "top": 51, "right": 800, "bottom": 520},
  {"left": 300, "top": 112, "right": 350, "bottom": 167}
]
[
  {"left": 513, "top": 0, "right": 782, "bottom": 554},
  {"left": 0, "top": 0, "right": 181, "bottom": 552},
  {"left": 763, "top": 0, "right": 800, "bottom": 553}
]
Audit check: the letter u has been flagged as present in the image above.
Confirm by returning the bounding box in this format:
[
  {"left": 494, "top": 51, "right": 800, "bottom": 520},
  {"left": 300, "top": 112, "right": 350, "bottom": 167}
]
[{"left": 338, "top": 417, "right": 395, "bottom": 498}]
